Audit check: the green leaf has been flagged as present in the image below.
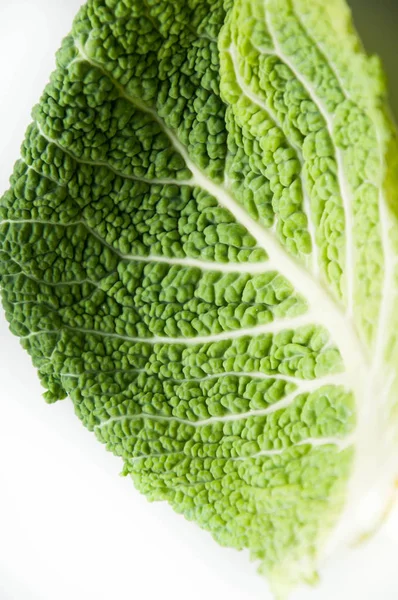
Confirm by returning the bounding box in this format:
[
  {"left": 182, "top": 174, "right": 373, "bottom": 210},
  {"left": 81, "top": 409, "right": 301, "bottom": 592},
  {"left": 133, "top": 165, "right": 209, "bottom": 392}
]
[{"left": 2, "top": 0, "right": 398, "bottom": 595}]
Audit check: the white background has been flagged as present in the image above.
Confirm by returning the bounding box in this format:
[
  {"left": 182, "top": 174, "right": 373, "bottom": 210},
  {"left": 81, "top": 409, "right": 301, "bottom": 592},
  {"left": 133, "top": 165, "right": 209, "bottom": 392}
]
[{"left": 1, "top": 1, "right": 398, "bottom": 599}]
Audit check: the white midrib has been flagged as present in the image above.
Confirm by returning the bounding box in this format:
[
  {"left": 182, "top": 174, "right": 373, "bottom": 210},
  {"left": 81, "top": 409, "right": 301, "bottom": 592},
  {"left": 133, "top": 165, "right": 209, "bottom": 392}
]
[
  {"left": 72, "top": 4, "right": 397, "bottom": 582},
  {"left": 24, "top": 25, "right": 388, "bottom": 566},
  {"left": 276, "top": 0, "right": 398, "bottom": 558},
  {"left": 68, "top": 38, "right": 368, "bottom": 379},
  {"left": 188, "top": 155, "right": 366, "bottom": 379},
  {"left": 324, "top": 145, "right": 398, "bottom": 555}
]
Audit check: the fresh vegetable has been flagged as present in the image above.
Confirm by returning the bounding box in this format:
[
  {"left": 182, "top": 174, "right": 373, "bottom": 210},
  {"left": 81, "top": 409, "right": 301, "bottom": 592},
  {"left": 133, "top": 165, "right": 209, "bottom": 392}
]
[{"left": 1, "top": 0, "right": 398, "bottom": 596}]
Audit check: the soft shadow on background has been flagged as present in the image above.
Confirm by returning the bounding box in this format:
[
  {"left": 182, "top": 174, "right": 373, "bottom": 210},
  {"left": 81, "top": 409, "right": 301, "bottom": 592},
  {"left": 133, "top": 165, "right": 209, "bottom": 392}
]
[{"left": 349, "top": 0, "right": 398, "bottom": 116}]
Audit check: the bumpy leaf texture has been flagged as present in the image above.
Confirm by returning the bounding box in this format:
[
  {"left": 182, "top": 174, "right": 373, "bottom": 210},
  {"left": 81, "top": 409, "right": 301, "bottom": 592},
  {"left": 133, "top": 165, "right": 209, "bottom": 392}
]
[{"left": 2, "top": 0, "right": 398, "bottom": 595}]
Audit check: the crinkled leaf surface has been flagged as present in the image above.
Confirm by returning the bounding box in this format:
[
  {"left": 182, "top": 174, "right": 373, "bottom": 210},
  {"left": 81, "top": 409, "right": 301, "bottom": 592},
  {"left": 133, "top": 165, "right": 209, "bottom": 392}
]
[{"left": 2, "top": 0, "right": 398, "bottom": 595}]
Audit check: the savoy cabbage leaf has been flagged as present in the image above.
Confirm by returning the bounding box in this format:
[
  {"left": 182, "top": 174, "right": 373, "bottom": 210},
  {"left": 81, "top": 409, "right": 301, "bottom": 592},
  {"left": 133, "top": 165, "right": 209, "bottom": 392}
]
[{"left": 2, "top": 0, "right": 398, "bottom": 595}]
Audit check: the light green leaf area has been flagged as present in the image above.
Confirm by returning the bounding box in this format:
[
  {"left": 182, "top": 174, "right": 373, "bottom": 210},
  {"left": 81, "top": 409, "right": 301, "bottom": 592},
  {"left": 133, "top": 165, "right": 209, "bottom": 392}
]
[{"left": 2, "top": 0, "right": 398, "bottom": 595}]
